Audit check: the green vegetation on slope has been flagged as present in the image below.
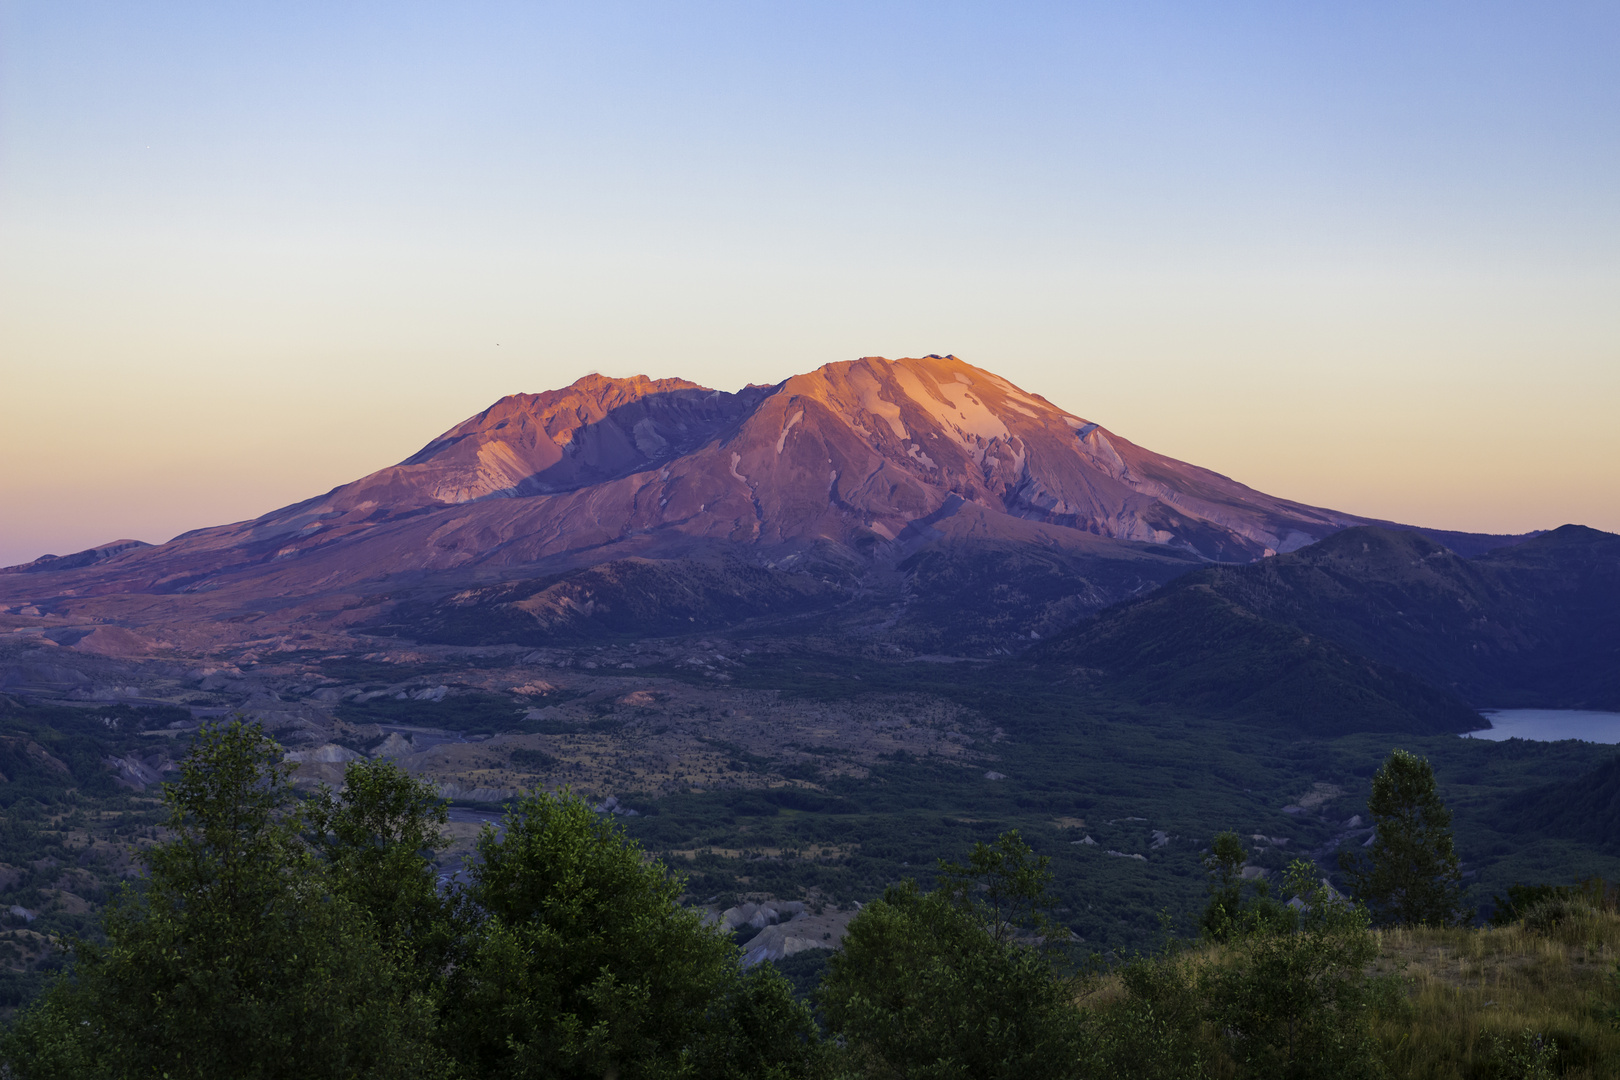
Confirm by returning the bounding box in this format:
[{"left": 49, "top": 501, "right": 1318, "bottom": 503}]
[
  {"left": 1042, "top": 524, "right": 1620, "bottom": 717},
  {"left": 12, "top": 731, "right": 1614, "bottom": 1079},
  {"left": 619, "top": 645, "right": 1620, "bottom": 951},
  {"left": 1502, "top": 753, "right": 1620, "bottom": 853},
  {"left": 1037, "top": 579, "right": 1482, "bottom": 734},
  {"left": 2, "top": 722, "right": 821, "bottom": 1080},
  {"left": 887, "top": 538, "right": 1201, "bottom": 654},
  {"left": 0, "top": 701, "right": 180, "bottom": 1010}
]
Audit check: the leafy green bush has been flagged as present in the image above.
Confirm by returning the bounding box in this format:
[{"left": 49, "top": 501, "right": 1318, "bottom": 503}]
[
  {"left": 1091, "top": 953, "right": 1206, "bottom": 1079},
  {"left": 1, "top": 724, "right": 827, "bottom": 1080},
  {"left": 1522, "top": 895, "right": 1599, "bottom": 935},
  {"left": 819, "top": 832, "right": 1090, "bottom": 1080},
  {"left": 440, "top": 787, "right": 824, "bottom": 1078},
  {"left": 1473, "top": 1029, "right": 1559, "bottom": 1080},
  {"left": 1117, "top": 860, "right": 1392, "bottom": 1080},
  {"left": 1199, "top": 862, "right": 1384, "bottom": 1080},
  {"left": 1491, "top": 875, "right": 1617, "bottom": 928},
  {"left": 0, "top": 721, "right": 445, "bottom": 1080}
]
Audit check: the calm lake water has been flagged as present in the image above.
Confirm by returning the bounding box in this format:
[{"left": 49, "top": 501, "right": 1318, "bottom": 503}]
[{"left": 1463, "top": 709, "right": 1620, "bottom": 745}]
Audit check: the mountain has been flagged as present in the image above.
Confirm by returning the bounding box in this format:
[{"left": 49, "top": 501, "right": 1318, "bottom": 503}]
[
  {"left": 0, "top": 355, "right": 1526, "bottom": 651},
  {"left": 0, "top": 540, "right": 152, "bottom": 576},
  {"left": 1503, "top": 753, "right": 1620, "bottom": 852},
  {"left": 1036, "top": 523, "right": 1620, "bottom": 732}
]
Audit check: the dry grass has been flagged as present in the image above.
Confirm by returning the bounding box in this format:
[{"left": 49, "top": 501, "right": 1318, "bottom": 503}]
[
  {"left": 1370, "top": 908, "right": 1620, "bottom": 1078},
  {"left": 1069, "top": 910, "right": 1620, "bottom": 1078}
]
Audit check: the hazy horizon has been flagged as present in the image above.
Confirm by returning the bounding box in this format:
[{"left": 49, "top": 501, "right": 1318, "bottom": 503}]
[{"left": 4, "top": 2, "right": 1617, "bottom": 567}]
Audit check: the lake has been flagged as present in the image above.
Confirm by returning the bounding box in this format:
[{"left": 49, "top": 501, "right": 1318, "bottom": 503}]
[{"left": 1463, "top": 709, "right": 1620, "bottom": 745}]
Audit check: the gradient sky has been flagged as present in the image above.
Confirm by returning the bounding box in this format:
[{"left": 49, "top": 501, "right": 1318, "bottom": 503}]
[{"left": 3, "top": 1, "right": 1617, "bottom": 567}]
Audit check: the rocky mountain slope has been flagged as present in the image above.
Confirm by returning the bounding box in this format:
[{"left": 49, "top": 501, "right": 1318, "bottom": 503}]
[{"left": 0, "top": 355, "right": 1522, "bottom": 651}]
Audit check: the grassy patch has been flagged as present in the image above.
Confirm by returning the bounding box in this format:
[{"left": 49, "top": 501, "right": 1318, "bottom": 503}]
[{"left": 1370, "top": 910, "right": 1620, "bottom": 1078}]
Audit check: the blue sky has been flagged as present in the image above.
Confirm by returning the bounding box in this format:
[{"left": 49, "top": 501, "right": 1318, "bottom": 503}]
[{"left": 2, "top": 2, "right": 1617, "bottom": 564}]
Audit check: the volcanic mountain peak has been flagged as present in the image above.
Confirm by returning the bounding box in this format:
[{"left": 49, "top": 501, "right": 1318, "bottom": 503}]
[
  {"left": 733, "top": 353, "right": 1356, "bottom": 559},
  {"left": 0, "top": 355, "right": 1420, "bottom": 644},
  {"left": 286, "top": 352, "right": 1347, "bottom": 566},
  {"left": 331, "top": 372, "right": 769, "bottom": 511}
]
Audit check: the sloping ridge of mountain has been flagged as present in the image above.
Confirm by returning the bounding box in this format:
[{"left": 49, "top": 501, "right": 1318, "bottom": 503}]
[
  {"left": 0, "top": 355, "right": 1534, "bottom": 650},
  {"left": 1136, "top": 524, "right": 1620, "bottom": 709},
  {"left": 0, "top": 540, "right": 153, "bottom": 576},
  {"left": 1032, "top": 543, "right": 1483, "bottom": 735},
  {"left": 1036, "top": 524, "right": 1620, "bottom": 733},
  {"left": 1502, "top": 754, "right": 1620, "bottom": 853}
]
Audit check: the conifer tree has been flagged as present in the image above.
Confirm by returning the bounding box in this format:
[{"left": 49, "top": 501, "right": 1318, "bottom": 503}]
[{"left": 1340, "top": 748, "right": 1472, "bottom": 927}]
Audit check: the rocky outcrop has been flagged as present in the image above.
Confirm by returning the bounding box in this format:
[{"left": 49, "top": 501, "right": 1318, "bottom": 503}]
[
  {"left": 739, "top": 906, "right": 858, "bottom": 967},
  {"left": 369, "top": 733, "right": 417, "bottom": 758},
  {"left": 0, "top": 662, "right": 92, "bottom": 690},
  {"left": 436, "top": 782, "right": 520, "bottom": 803},
  {"left": 101, "top": 752, "right": 174, "bottom": 790},
  {"left": 701, "top": 900, "right": 859, "bottom": 966}
]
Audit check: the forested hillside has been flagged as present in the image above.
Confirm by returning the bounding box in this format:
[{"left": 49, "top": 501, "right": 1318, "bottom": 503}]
[{"left": 5, "top": 722, "right": 1619, "bottom": 1080}]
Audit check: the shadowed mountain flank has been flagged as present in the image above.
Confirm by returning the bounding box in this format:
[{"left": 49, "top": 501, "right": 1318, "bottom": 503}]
[
  {"left": 366, "top": 375, "right": 775, "bottom": 505},
  {"left": 1036, "top": 523, "right": 1620, "bottom": 732},
  {"left": 1504, "top": 754, "right": 1620, "bottom": 852},
  {"left": 379, "top": 555, "right": 852, "bottom": 646}
]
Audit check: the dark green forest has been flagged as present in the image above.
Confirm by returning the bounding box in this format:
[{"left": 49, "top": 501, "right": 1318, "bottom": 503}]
[{"left": 5, "top": 722, "right": 1620, "bottom": 1079}]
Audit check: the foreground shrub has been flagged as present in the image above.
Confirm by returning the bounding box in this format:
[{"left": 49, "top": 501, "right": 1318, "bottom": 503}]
[
  {"left": 1, "top": 722, "right": 826, "bottom": 1080},
  {"left": 1200, "top": 862, "right": 1385, "bottom": 1079},
  {"left": 820, "top": 832, "right": 1090, "bottom": 1080},
  {"left": 1521, "top": 895, "right": 1599, "bottom": 935},
  {"left": 0, "top": 722, "right": 445, "bottom": 1080},
  {"left": 1087, "top": 952, "right": 1206, "bottom": 1080},
  {"left": 1492, "top": 877, "right": 1618, "bottom": 928},
  {"left": 1114, "top": 860, "right": 1390, "bottom": 1080},
  {"left": 440, "top": 786, "right": 823, "bottom": 1079}
]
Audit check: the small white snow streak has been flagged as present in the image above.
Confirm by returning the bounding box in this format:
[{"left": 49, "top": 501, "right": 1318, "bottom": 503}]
[{"left": 776, "top": 410, "right": 804, "bottom": 454}]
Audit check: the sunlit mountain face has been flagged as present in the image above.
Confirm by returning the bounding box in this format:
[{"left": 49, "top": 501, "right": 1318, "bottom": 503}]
[{"left": 0, "top": 355, "right": 1524, "bottom": 653}]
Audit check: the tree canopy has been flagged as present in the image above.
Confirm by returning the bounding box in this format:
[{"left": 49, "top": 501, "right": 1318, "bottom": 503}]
[
  {"left": 0, "top": 721, "right": 822, "bottom": 1080},
  {"left": 1340, "top": 748, "right": 1471, "bottom": 927},
  {"left": 1, "top": 721, "right": 444, "bottom": 1080},
  {"left": 440, "top": 787, "right": 819, "bottom": 1079},
  {"left": 1, "top": 723, "right": 1443, "bottom": 1080},
  {"left": 819, "top": 830, "right": 1090, "bottom": 1080}
]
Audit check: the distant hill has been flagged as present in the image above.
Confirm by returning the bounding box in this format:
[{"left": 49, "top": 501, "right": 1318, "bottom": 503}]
[
  {"left": 1036, "top": 524, "right": 1620, "bottom": 732},
  {"left": 0, "top": 540, "right": 151, "bottom": 576},
  {"left": 1503, "top": 754, "right": 1620, "bottom": 852},
  {"left": 1173, "top": 524, "right": 1620, "bottom": 709}
]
